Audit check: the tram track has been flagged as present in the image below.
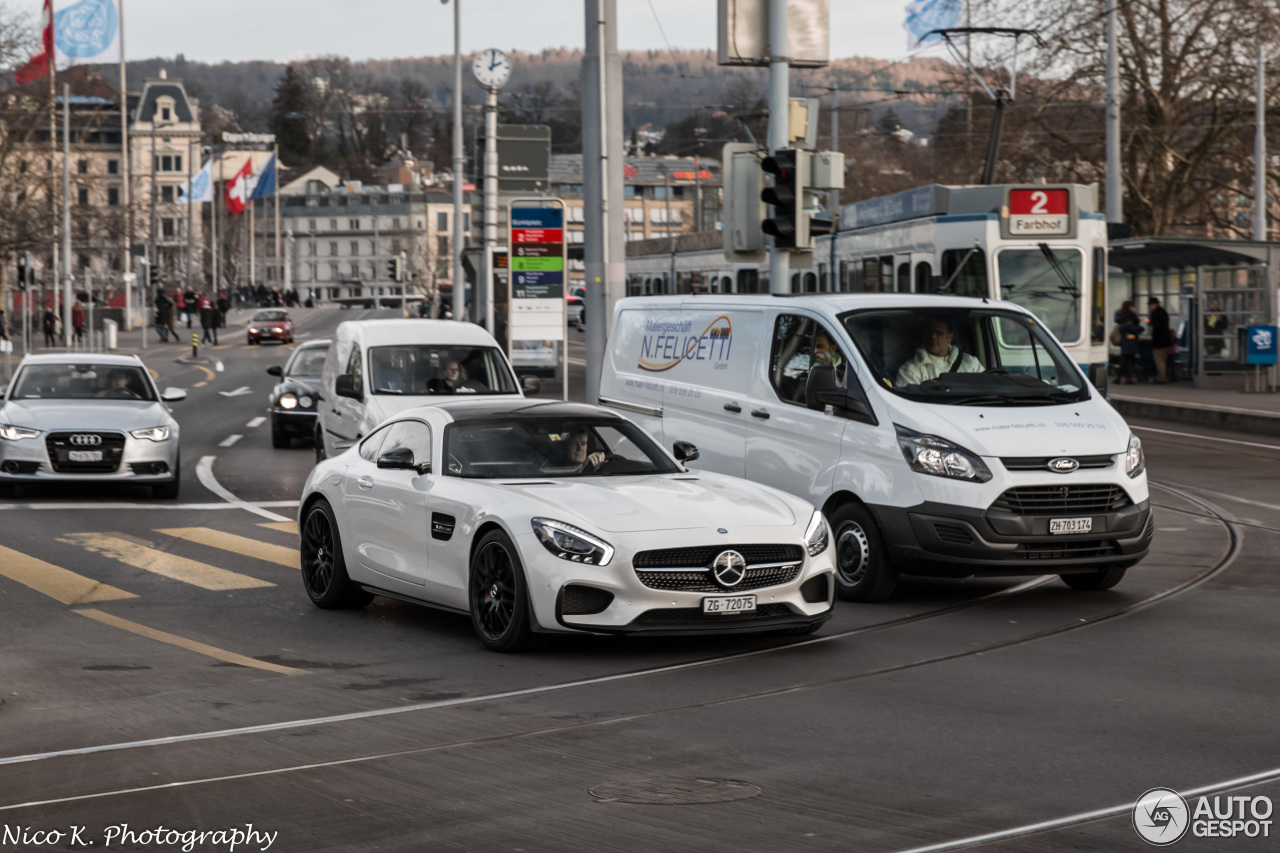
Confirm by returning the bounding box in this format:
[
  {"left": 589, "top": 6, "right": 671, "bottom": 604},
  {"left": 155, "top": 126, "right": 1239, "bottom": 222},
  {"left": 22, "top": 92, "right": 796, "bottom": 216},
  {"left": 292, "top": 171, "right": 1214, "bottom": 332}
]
[{"left": 0, "top": 481, "right": 1237, "bottom": 816}]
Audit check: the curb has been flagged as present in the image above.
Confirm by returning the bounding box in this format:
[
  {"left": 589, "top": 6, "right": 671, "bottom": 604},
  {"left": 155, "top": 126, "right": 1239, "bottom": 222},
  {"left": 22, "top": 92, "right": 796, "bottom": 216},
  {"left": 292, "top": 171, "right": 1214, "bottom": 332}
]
[{"left": 1111, "top": 396, "right": 1280, "bottom": 439}]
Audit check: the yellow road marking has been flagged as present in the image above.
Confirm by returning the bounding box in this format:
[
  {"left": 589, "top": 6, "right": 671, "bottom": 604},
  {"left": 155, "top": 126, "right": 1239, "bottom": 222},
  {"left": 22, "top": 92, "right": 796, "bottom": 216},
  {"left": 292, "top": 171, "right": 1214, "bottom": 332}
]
[
  {"left": 77, "top": 609, "right": 300, "bottom": 674},
  {"left": 148, "top": 368, "right": 159, "bottom": 380},
  {"left": 213, "top": 344, "right": 235, "bottom": 350},
  {"left": 0, "top": 544, "right": 136, "bottom": 605},
  {"left": 194, "top": 364, "right": 215, "bottom": 381},
  {"left": 58, "top": 533, "right": 275, "bottom": 590},
  {"left": 257, "top": 521, "right": 298, "bottom": 535},
  {"left": 194, "top": 381, "right": 208, "bottom": 388},
  {"left": 155, "top": 527, "right": 299, "bottom": 570}
]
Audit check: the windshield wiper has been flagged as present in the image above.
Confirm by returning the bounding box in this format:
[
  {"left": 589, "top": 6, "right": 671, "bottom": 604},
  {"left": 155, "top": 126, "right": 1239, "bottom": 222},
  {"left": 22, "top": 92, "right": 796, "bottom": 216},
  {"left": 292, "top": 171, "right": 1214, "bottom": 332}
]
[
  {"left": 1037, "top": 243, "right": 1081, "bottom": 297},
  {"left": 951, "top": 392, "right": 1076, "bottom": 406}
]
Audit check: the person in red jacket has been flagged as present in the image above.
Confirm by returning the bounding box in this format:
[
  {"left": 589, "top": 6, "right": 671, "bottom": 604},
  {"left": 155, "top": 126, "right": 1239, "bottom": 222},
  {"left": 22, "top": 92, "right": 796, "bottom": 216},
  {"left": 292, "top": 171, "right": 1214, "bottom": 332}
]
[
  {"left": 72, "top": 299, "right": 86, "bottom": 343},
  {"left": 198, "top": 292, "right": 216, "bottom": 344}
]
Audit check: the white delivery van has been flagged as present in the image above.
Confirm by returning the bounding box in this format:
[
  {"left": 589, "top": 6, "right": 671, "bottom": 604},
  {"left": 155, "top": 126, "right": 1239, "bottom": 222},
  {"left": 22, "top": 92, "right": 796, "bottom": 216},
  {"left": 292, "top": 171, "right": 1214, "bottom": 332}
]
[
  {"left": 316, "top": 320, "right": 522, "bottom": 460},
  {"left": 600, "top": 295, "right": 1151, "bottom": 601}
]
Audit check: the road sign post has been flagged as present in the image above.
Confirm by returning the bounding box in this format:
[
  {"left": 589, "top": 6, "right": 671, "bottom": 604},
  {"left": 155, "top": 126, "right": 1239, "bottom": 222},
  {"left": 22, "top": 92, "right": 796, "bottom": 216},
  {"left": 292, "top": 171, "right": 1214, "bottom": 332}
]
[{"left": 508, "top": 198, "right": 567, "bottom": 400}]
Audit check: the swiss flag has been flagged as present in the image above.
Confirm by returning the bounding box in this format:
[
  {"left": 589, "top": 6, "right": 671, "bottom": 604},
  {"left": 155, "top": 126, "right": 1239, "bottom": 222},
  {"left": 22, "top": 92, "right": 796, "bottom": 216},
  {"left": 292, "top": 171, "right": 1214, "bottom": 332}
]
[
  {"left": 225, "top": 158, "right": 253, "bottom": 214},
  {"left": 15, "top": 0, "right": 53, "bottom": 85}
]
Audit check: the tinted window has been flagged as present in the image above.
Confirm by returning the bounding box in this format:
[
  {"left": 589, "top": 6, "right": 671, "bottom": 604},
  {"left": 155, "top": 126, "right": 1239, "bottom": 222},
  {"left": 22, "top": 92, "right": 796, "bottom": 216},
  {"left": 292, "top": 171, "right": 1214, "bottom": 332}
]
[
  {"left": 343, "top": 345, "right": 363, "bottom": 396},
  {"left": 11, "top": 364, "right": 155, "bottom": 401},
  {"left": 445, "top": 416, "right": 678, "bottom": 479},
  {"left": 368, "top": 345, "right": 517, "bottom": 396},
  {"left": 252, "top": 311, "right": 288, "bottom": 322},
  {"left": 379, "top": 420, "right": 432, "bottom": 471},
  {"left": 286, "top": 348, "right": 326, "bottom": 376},
  {"left": 358, "top": 425, "right": 391, "bottom": 462},
  {"left": 768, "top": 315, "right": 845, "bottom": 406}
]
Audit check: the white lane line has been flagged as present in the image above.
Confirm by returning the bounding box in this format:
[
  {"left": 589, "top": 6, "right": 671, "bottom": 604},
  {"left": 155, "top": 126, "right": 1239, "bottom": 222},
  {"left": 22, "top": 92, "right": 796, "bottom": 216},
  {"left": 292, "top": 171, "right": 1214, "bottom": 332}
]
[
  {"left": 0, "top": 501, "right": 299, "bottom": 512},
  {"left": 246, "top": 417, "right": 266, "bottom": 428},
  {"left": 218, "top": 435, "right": 243, "bottom": 447},
  {"left": 194, "top": 456, "right": 290, "bottom": 522},
  {"left": 1133, "top": 424, "right": 1280, "bottom": 451},
  {"left": 890, "top": 766, "right": 1280, "bottom": 853},
  {"left": 219, "top": 386, "right": 252, "bottom": 398}
]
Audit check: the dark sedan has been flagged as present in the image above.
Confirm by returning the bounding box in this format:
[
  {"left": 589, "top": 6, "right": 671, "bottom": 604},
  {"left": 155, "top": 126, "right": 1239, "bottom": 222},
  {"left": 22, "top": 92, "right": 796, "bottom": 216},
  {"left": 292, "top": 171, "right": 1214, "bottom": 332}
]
[
  {"left": 266, "top": 339, "right": 329, "bottom": 448},
  {"left": 247, "top": 310, "right": 294, "bottom": 345}
]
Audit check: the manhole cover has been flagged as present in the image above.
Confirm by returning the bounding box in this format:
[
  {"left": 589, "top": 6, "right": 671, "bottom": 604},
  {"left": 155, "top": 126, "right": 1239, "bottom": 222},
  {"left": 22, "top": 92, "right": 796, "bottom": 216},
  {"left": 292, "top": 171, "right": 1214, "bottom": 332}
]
[{"left": 589, "top": 777, "right": 762, "bottom": 805}]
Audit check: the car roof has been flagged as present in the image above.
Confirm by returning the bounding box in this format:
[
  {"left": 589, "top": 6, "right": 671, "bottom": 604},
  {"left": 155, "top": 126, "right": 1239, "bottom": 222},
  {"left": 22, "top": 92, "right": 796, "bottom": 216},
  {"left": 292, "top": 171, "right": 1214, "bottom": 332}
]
[
  {"left": 618, "top": 293, "right": 1036, "bottom": 314},
  {"left": 399, "top": 399, "right": 620, "bottom": 424},
  {"left": 293, "top": 338, "right": 331, "bottom": 350},
  {"left": 17, "top": 353, "right": 145, "bottom": 367},
  {"left": 336, "top": 319, "right": 500, "bottom": 347}
]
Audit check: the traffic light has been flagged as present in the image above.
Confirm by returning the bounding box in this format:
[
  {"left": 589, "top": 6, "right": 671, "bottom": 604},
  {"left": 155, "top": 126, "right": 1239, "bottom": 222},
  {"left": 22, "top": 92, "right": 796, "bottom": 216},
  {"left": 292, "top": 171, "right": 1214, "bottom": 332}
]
[
  {"left": 385, "top": 255, "right": 404, "bottom": 282},
  {"left": 16, "top": 252, "right": 29, "bottom": 291},
  {"left": 148, "top": 262, "right": 160, "bottom": 288},
  {"left": 760, "top": 148, "right": 800, "bottom": 249}
]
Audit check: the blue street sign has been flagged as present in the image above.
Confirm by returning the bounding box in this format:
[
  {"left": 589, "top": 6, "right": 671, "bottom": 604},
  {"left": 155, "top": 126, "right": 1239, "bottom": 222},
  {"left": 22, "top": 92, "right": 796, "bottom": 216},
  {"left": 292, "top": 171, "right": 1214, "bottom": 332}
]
[
  {"left": 1246, "top": 325, "right": 1278, "bottom": 365},
  {"left": 510, "top": 208, "right": 563, "bottom": 229},
  {"left": 513, "top": 270, "right": 564, "bottom": 286}
]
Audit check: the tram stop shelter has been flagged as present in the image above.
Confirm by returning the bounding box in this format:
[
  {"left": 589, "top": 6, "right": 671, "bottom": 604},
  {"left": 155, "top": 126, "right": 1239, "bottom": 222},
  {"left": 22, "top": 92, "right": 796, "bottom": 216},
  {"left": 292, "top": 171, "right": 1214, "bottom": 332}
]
[{"left": 1108, "top": 238, "right": 1278, "bottom": 389}]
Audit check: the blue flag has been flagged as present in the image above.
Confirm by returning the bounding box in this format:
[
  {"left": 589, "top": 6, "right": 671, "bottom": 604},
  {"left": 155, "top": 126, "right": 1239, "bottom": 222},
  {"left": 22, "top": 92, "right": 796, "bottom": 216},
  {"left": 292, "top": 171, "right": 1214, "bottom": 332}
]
[
  {"left": 250, "top": 154, "right": 277, "bottom": 201},
  {"left": 904, "top": 0, "right": 964, "bottom": 50}
]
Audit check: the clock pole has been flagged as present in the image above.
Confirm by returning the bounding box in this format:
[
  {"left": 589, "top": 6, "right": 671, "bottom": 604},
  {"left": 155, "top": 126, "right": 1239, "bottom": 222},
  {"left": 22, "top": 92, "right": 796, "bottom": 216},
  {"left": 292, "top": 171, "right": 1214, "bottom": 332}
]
[{"left": 482, "top": 83, "right": 498, "bottom": 337}]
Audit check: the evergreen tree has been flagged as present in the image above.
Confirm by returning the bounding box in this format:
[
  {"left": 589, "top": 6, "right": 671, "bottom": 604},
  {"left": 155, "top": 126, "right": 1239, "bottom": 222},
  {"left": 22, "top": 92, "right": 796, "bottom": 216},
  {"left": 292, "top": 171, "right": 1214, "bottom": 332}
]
[{"left": 269, "top": 64, "right": 312, "bottom": 166}]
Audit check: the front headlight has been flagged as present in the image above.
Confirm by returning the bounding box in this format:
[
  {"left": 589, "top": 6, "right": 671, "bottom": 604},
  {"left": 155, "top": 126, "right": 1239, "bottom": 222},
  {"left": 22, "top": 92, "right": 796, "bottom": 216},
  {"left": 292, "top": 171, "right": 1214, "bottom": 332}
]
[
  {"left": 130, "top": 426, "right": 171, "bottom": 441},
  {"left": 895, "top": 424, "right": 992, "bottom": 483},
  {"left": 805, "top": 511, "right": 829, "bottom": 556},
  {"left": 1125, "top": 434, "right": 1145, "bottom": 478},
  {"left": 0, "top": 424, "right": 41, "bottom": 441},
  {"left": 279, "top": 394, "right": 299, "bottom": 409},
  {"left": 299, "top": 395, "right": 314, "bottom": 409},
  {"left": 531, "top": 517, "right": 614, "bottom": 566}
]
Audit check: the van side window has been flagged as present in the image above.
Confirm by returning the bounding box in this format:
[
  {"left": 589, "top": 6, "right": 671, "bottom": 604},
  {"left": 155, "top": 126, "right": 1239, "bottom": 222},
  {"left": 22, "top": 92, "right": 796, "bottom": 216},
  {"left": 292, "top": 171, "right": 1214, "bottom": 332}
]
[
  {"left": 344, "top": 345, "right": 363, "bottom": 396},
  {"left": 770, "top": 315, "right": 849, "bottom": 406}
]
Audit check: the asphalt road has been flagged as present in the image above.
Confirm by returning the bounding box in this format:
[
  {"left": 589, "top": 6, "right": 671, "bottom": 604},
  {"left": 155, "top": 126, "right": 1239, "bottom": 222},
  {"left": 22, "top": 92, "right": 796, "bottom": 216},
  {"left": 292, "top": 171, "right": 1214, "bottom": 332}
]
[{"left": 1, "top": 310, "right": 1277, "bottom": 852}]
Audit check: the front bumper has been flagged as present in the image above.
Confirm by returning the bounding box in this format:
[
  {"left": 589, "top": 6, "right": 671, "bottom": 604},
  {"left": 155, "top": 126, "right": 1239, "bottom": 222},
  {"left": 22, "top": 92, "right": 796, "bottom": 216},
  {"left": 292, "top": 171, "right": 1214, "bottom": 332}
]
[
  {"left": 249, "top": 328, "right": 289, "bottom": 342},
  {"left": 271, "top": 407, "right": 318, "bottom": 434},
  {"left": 871, "top": 498, "right": 1153, "bottom": 577},
  {"left": 517, "top": 530, "right": 837, "bottom": 636},
  {"left": 0, "top": 431, "right": 178, "bottom": 484}
]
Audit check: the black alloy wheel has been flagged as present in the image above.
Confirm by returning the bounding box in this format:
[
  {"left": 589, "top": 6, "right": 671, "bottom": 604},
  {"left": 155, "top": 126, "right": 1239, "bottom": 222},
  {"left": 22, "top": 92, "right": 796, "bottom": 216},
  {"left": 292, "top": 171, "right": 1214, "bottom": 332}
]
[
  {"left": 469, "top": 529, "right": 544, "bottom": 652},
  {"left": 830, "top": 502, "right": 898, "bottom": 602},
  {"left": 300, "top": 500, "right": 372, "bottom": 609}
]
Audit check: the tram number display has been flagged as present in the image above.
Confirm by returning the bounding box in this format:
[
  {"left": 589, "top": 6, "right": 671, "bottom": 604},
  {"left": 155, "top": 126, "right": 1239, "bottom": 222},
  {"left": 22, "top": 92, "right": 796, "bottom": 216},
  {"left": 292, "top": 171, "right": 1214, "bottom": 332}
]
[{"left": 1007, "top": 188, "right": 1070, "bottom": 236}]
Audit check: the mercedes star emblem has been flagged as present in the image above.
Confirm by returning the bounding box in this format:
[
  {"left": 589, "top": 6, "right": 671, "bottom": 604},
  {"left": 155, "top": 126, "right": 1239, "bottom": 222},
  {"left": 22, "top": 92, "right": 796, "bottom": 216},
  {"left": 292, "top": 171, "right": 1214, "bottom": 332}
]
[{"left": 712, "top": 550, "right": 747, "bottom": 588}]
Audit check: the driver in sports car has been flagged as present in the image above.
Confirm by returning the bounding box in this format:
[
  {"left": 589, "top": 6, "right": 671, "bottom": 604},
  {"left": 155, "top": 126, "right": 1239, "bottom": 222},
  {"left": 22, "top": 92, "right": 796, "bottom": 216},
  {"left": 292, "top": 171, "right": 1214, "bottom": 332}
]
[
  {"left": 895, "top": 318, "right": 983, "bottom": 386},
  {"left": 566, "top": 428, "right": 606, "bottom": 473}
]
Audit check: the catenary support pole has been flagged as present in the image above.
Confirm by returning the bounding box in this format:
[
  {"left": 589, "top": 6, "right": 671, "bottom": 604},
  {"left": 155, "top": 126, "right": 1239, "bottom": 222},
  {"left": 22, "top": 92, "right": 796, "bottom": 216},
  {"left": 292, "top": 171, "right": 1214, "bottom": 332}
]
[
  {"left": 767, "top": 0, "right": 790, "bottom": 294},
  {"left": 1105, "top": 0, "right": 1123, "bottom": 223},
  {"left": 451, "top": 0, "right": 464, "bottom": 321},
  {"left": 62, "top": 84, "right": 72, "bottom": 350},
  {"left": 482, "top": 85, "right": 497, "bottom": 334},
  {"left": 120, "top": 0, "right": 132, "bottom": 330},
  {"left": 1256, "top": 46, "right": 1267, "bottom": 242}
]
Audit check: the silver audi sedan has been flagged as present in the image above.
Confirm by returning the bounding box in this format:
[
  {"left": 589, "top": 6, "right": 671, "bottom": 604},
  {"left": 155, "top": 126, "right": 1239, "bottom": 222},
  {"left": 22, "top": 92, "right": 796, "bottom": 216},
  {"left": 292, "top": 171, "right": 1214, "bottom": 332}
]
[{"left": 0, "top": 354, "right": 185, "bottom": 498}]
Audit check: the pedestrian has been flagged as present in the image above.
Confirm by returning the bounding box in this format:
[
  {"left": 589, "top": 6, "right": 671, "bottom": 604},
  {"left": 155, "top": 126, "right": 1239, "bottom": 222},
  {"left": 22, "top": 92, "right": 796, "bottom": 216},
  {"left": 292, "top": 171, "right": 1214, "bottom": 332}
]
[
  {"left": 198, "top": 292, "right": 215, "bottom": 345},
  {"left": 72, "top": 299, "right": 86, "bottom": 343},
  {"left": 183, "top": 289, "right": 196, "bottom": 328},
  {"left": 0, "top": 308, "right": 9, "bottom": 350},
  {"left": 1117, "top": 306, "right": 1143, "bottom": 384},
  {"left": 216, "top": 290, "right": 230, "bottom": 340},
  {"left": 154, "top": 287, "right": 173, "bottom": 342},
  {"left": 1147, "top": 297, "right": 1172, "bottom": 383},
  {"left": 173, "top": 289, "right": 185, "bottom": 327},
  {"left": 42, "top": 307, "right": 57, "bottom": 347}
]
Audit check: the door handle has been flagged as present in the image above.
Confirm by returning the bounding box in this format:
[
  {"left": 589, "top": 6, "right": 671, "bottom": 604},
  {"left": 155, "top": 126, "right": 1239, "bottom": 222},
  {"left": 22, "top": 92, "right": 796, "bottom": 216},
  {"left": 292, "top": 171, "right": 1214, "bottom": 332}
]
[
  {"left": 331, "top": 408, "right": 341, "bottom": 415},
  {"left": 723, "top": 402, "right": 742, "bottom": 414},
  {"left": 750, "top": 409, "right": 770, "bottom": 420},
  {"left": 356, "top": 476, "right": 374, "bottom": 489}
]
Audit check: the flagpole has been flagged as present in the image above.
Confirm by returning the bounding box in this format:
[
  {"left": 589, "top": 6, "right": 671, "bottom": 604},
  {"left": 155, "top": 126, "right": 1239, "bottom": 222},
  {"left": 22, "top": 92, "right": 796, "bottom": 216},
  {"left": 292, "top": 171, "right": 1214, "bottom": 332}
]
[
  {"left": 48, "top": 0, "right": 58, "bottom": 341},
  {"left": 185, "top": 136, "right": 193, "bottom": 292},
  {"left": 273, "top": 144, "right": 281, "bottom": 297},
  {"left": 212, "top": 154, "right": 219, "bottom": 298},
  {"left": 249, "top": 187, "right": 255, "bottom": 296},
  {"left": 119, "top": 0, "right": 132, "bottom": 331}
]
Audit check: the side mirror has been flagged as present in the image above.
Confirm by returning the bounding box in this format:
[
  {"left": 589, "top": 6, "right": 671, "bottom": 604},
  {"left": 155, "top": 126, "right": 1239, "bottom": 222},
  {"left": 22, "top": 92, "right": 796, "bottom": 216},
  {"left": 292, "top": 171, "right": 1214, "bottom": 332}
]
[
  {"left": 161, "top": 387, "right": 187, "bottom": 402},
  {"left": 522, "top": 375, "right": 542, "bottom": 395},
  {"left": 335, "top": 373, "right": 361, "bottom": 400},
  {"left": 266, "top": 365, "right": 283, "bottom": 377},
  {"left": 806, "top": 365, "right": 837, "bottom": 411},
  {"left": 376, "top": 447, "right": 415, "bottom": 470},
  {"left": 673, "top": 440, "right": 699, "bottom": 463},
  {"left": 1087, "top": 362, "right": 1108, "bottom": 397},
  {"left": 806, "top": 367, "right": 878, "bottom": 426}
]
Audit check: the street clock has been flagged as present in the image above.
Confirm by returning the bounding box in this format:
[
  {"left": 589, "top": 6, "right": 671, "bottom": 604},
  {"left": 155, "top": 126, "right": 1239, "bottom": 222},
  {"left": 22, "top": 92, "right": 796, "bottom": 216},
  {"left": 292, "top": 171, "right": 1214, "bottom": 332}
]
[{"left": 473, "top": 48, "right": 511, "bottom": 89}]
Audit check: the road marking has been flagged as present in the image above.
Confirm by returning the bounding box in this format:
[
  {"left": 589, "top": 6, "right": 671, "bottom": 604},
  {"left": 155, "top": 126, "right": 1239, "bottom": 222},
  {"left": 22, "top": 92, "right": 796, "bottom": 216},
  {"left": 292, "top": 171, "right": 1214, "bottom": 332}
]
[
  {"left": 246, "top": 416, "right": 266, "bottom": 428},
  {"left": 58, "top": 533, "right": 275, "bottom": 591},
  {"left": 76, "top": 609, "right": 300, "bottom": 675},
  {"left": 147, "top": 368, "right": 158, "bottom": 380},
  {"left": 1165, "top": 482, "right": 1280, "bottom": 514},
  {"left": 212, "top": 344, "right": 235, "bottom": 350},
  {"left": 155, "top": 527, "right": 298, "bottom": 570},
  {"left": 194, "top": 364, "right": 215, "bottom": 381},
  {"left": 1133, "top": 424, "right": 1280, "bottom": 451},
  {"left": 194, "top": 381, "right": 207, "bottom": 388},
  {"left": 0, "top": 500, "right": 299, "bottom": 512},
  {"left": 219, "top": 434, "right": 243, "bottom": 447},
  {"left": 258, "top": 521, "right": 298, "bottom": 535},
  {"left": 215, "top": 360, "right": 224, "bottom": 372},
  {"left": 219, "top": 386, "right": 252, "bottom": 397},
  {"left": 0, "top": 544, "right": 136, "bottom": 605},
  {"left": 196, "top": 456, "right": 291, "bottom": 522}
]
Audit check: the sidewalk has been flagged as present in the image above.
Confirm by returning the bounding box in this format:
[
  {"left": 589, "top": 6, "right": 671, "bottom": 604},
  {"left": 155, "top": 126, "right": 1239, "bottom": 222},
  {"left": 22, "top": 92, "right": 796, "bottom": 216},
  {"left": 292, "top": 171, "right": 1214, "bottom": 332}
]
[{"left": 1109, "top": 380, "right": 1280, "bottom": 437}]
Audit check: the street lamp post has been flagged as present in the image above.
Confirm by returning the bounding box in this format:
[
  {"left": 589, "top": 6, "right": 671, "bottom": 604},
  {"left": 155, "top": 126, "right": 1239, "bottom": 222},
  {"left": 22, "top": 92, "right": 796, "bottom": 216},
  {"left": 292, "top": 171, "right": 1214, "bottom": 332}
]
[{"left": 441, "top": 0, "right": 464, "bottom": 321}]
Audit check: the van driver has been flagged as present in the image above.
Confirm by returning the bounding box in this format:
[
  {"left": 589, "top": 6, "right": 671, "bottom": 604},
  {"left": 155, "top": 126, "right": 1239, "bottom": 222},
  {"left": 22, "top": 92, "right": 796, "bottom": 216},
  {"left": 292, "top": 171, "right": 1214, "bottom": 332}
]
[{"left": 895, "top": 319, "right": 982, "bottom": 387}]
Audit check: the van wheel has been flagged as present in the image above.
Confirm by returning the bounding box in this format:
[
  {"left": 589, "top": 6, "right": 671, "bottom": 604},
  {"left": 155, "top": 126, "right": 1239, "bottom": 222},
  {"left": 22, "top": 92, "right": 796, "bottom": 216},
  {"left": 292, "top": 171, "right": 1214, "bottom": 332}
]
[
  {"left": 1060, "top": 566, "right": 1127, "bottom": 591},
  {"left": 830, "top": 502, "right": 897, "bottom": 602}
]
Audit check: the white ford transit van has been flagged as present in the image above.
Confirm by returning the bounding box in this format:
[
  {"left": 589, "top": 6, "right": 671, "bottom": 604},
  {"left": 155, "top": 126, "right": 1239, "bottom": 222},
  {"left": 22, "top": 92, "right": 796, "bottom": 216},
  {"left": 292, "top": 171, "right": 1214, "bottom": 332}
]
[
  {"left": 599, "top": 295, "right": 1151, "bottom": 601},
  {"left": 316, "top": 320, "right": 521, "bottom": 460}
]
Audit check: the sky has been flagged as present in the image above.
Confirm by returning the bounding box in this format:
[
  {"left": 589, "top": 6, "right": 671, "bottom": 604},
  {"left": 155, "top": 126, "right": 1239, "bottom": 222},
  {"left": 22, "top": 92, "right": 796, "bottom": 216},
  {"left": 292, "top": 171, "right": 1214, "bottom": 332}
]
[{"left": 116, "top": 0, "right": 927, "bottom": 65}]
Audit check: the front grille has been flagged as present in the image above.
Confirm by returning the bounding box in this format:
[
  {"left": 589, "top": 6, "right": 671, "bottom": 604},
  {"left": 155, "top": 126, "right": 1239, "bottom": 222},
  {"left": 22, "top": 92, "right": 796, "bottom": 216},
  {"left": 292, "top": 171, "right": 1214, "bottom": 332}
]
[
  {"left": 632, "top": 544, "right": 804, "bottom": 570},
  {"left": 1001, "top": 455, "right": 1115, "bottom": 471},
  {"left": 636, "top": 564, "right": 802, "bottom": 593},
  {"left": 990, "top": 484, "right": 1131, "bottom": 515},
  {"left": 560, "top": 585, "right": 614, "bottom": 615},
  {"left": 934, "top": 523, "right": 975, "bottom": 545},
  {"left": 1012, "top": 540, "right": 1120, "bottom": 560},
  {"left": 630, "top": 603, "right": 794, "bottom": 625},
  {"left": 44, "top": 432, "right": 126, "bottom": 473},
  {"left": 799, "top": 574, "right": 829, "bottom": 603}
]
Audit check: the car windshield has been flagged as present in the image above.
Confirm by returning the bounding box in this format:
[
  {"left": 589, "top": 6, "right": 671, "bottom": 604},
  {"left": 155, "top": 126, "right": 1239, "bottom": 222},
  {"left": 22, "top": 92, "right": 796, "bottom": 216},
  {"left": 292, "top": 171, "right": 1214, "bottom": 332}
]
[
  {"left": 368, "top": 345, "right": 518, "bottom": 396},
  {"left": 287, "top": 348, "right": 326, "bottom": 376},
  {"left": 842, "top": 307, "right": 1089, "bottom": 405},
  {"left": 444, "top": 416, "right": 680, "bottom": 479},
  {"left": 996, "top": 246, "right": 1083, "bottom": 343},
  {"left": 9, "top": 363, "right": 156, "bottom": 401},
  {"left": 252, "top": 311, "right": 288, "bottom": 323}
]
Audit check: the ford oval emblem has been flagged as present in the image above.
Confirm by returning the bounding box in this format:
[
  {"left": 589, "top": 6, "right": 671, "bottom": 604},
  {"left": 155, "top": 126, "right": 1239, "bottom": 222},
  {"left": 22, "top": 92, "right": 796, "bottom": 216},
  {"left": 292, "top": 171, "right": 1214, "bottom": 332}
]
[{"left": 1047, "top": 457, "right": 1079, "bottom": 473}]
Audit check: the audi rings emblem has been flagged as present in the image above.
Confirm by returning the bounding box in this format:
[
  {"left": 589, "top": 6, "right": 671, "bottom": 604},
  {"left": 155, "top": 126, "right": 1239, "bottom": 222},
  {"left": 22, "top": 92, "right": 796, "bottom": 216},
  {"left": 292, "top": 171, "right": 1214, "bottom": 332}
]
[
  {"left": 1047, "top": 457, "right": 1079, "bottom": 473},
  {"left": 712, "top": 550, "right": 748, "bottom": 588},
  {"left": 69, "top": 434, "right": 102, "bottom": 447}
]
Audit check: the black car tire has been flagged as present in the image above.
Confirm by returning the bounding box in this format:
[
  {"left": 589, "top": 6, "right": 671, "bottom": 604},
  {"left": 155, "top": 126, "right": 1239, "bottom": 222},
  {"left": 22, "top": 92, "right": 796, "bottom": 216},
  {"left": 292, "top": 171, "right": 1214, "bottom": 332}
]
[
  {"left": 469, "top": 529, "right": 546, "bottom": 652},
  {"left": 830, "top": 502, "right": 898, "bottom": 602},
  {"left": 1060, "top": 566, "right": 1128, "bottom": 591},
  {"left": 300, "top": 500, "right": 373, "bottom": 609},
  {"left": 152, "top": 454, "right": 180, "bottom": 499},
  {"left": 271, "top": 420, "right": 290, "bottom": 449}
]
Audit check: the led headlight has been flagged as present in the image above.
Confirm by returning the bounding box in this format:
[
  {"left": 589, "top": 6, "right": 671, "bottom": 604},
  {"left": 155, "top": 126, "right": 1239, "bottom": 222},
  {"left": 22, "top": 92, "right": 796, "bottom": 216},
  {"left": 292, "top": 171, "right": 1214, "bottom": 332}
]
[
  {"left": 279, "top": 394, "right": 299, "bottom": 409},
  {"left": 895, "top": 424, "right": 992, "bottom": 483},
  {"left": 299, "top": 395, "right": 314, "bottom": 408},
  {"left": 130, "top": 426, "right": 171, "bottom": 441},
  {"left": 0, "top": 424, "right": 40, "bottom": 441},
  {"left": 1125, "top": 434, "right": 1145, "bottom": 478},
  {"left": 531, "top": 517, "right": 614, "bottom": 566},
  {"left": 805, "top": 510, "right": 829, "bottom": 556}
]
